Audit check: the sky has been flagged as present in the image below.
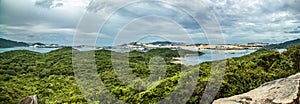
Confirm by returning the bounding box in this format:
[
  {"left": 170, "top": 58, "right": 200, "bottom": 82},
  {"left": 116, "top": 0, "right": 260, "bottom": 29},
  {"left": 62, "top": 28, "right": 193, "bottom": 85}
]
[{"left": 0, "top": 0, "right": 299, "bottom": 46}]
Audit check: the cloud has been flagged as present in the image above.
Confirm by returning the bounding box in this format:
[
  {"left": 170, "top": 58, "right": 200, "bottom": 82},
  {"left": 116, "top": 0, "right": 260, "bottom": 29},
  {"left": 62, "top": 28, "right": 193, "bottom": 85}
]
[
  {"left": 285, "top": 30, "right": 300, "bottom": 34},
  {"left": 284, "top": 26, "right": 300, "bottom": 34},
  {"left": 0, "top": 24, "right": 76, "bottom": 45},
  {"left": 35, "top": 0, "right": 90, "bottom": 9},
  {"left": 283, "top": 0, "right": 300, "bottom": 13},
  {"left": 111, "top": 16, "right": 196, "bottom": 45},
  {"left": 83, "top": 0, "right": 218, "bottom": 45},
  {"left": 198, "top": 0, "right": 300, "bottom": 43},
  {"left": 35, "top": 0, "right": 63, "bottom": 8},
  {"left": 32, "top": 0, "right": 300, "bottom": 44},
  {"left": 0, "top": 0, "right": 91, "bottom": 44}
]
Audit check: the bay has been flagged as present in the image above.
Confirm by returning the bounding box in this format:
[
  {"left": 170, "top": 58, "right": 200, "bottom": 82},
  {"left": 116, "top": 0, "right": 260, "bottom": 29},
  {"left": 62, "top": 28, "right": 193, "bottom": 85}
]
[{"left": 182, "top": 49, "right": 257, "bottom": 65}]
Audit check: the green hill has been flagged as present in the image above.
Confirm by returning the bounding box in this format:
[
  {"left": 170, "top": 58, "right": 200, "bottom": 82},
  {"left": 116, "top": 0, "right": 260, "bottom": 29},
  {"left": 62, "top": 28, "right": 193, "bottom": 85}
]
[
  {"left": 0, "top": 46, "right": 299, "bottom": 103},
  {"left": 0, "top": 38, "right": 29, "bottom": 48},
  {"left": 263, "top": 38, "right": 300, "bottom": 49}
]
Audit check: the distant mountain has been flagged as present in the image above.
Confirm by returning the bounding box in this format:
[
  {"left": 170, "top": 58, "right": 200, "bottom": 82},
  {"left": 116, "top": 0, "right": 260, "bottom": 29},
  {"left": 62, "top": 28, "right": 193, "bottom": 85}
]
[
  {"left": 0, "top": 38, "right": 29, "bottom": 48},
  {"left": 150, "top": 41, "right": 172, "bottom": 45},
  {"left": 148, "top": 41, "right": 185, "bottom": 46},
  {"left": 120, "top": 41, "right": 185, "bottom": 46},
  {"left": 263, "top": 38, "right": 300, "bottom": 49},
  {"left": 32, "top": 42, "right": 45, "bottom": 46}
]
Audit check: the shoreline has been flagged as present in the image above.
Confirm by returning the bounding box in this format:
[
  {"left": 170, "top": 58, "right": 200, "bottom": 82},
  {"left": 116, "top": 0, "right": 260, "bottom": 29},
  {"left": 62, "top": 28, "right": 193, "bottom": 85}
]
[
  {"left": 171, "top": 57, "right": 190, "bottom": 66},
  {"left": 171, "top": 49, "right": 259, "bottom": 66}
]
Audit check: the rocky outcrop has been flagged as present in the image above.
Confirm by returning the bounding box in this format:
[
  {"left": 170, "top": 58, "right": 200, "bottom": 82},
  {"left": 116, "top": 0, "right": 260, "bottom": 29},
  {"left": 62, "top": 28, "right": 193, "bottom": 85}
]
[
  {"left": 213, "top": 73, "right": 300, "bottom": 104},
  {"left": 18, "top": 95, "right": 38, "bottom": 104}
]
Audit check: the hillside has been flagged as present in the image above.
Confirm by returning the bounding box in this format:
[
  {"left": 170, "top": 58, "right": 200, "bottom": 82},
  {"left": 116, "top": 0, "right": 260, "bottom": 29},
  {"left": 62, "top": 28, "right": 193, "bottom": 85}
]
[
  {"left": 0, "top": 45, "right": 299, "bottom": 103},
  {"left": 0, "top": 38, "right": 29, "bottom": 48},
  {"left": 263, "top": 38, "right": 300, "bottom": 49},
  {"left": 213, "top": 73, "right": 300, "bottom": 104}
]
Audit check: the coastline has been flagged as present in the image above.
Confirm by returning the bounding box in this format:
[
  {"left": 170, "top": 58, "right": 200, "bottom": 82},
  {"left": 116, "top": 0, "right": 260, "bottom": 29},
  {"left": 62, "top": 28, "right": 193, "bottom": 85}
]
[
  {"left": 171, "top": 49, "right": 258, "bottom": 65},
  {"left": 172, "top": 57, "right": 190, "bottom": 66}
]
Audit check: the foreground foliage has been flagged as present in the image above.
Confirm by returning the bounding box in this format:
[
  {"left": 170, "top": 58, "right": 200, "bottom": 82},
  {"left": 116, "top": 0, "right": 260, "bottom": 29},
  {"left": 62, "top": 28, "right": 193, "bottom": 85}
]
[{"left": 0, "top": 45, "right": 299, "bottom": 103}]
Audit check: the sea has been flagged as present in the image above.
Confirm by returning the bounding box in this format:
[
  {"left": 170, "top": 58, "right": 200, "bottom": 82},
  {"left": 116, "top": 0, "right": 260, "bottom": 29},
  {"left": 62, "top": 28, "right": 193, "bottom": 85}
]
[
  {"left": 182, "top": 49, "right": 256, "bottom": 65},
  {"left": 182, "top": 49, "right": 287, "bottom": 65}
]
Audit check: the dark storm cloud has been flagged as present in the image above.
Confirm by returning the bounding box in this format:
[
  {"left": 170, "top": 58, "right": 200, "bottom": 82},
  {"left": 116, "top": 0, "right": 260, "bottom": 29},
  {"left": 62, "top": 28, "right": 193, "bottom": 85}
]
[
  {"left": 285, "top": 30, "right": 300, "bottom": 34},
  {"left": 285, "top": 27, "right": 300, "bottom": 34}
]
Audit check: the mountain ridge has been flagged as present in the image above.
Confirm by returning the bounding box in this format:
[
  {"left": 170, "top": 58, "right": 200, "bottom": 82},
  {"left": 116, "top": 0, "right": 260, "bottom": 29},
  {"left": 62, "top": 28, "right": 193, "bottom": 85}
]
[
  {"left": 263, "top": 38, "right": 300, "bottom": 49},
  {"left": 0, "top": 38, "right": 29, "bottom": 48}
]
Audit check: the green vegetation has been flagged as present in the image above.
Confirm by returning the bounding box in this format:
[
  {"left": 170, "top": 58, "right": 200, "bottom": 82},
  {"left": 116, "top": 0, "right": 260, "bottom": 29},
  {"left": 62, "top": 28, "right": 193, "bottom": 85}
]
[
  {"left": 0, "top": 38, "right": 29, "bottom": 48},
  {"left": 0, "top": 45, "right": 299, "bottom": 103}
]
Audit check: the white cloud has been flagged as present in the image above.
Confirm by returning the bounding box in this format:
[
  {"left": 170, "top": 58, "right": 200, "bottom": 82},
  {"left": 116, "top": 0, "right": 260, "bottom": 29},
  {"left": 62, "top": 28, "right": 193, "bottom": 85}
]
[
  {"left": 82, "top": 0, "right": 223, "bottom": 45},
  {"left": 35, "top": 0, "right": 89, "bottom": 8},
  {"left": 200, "top": 0, "right": 300, "bottom": 43}
]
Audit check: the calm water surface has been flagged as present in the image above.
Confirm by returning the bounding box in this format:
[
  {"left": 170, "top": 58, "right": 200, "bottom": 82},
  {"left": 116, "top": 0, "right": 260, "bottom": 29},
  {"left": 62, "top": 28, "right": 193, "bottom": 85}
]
[{"left": 182, "top": 49, "right": 257, "bottom": 65}]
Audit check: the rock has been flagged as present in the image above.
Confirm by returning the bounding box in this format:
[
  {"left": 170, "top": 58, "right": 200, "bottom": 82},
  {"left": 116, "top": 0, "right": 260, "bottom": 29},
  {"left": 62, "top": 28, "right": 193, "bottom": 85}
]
[
  {"left": 213, "top": 73, "right": 300, "bottom": 104},
  {"left": 18, "top": 95, "right": 38, "bottom": 104}
]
